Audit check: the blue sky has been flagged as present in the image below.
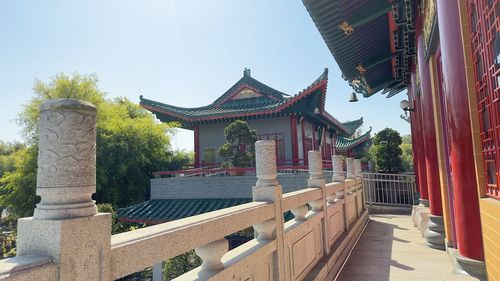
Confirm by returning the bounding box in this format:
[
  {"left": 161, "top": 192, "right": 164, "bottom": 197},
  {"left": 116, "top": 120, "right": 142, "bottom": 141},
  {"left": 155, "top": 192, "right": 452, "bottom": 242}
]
[{"left": 0, "top": 0, "right": 410, "bottom": 151}]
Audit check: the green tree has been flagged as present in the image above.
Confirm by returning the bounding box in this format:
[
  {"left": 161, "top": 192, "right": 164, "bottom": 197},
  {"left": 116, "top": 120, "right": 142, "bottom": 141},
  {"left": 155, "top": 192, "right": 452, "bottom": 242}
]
[
  {"left": 372, "top": 128, "right": 404, "bottom": 173},
  {"left": 163, "top": 250, "right": 202, "bottom": 280},
  {"left": 218, "top": 120, "right": 258, "bottom": 169},
  {"left": 0, "top": 141, "right": 26, "bottom": 179},
  {"left": 0, "top": 73, "right": 190, "bottom": 216},
  {"left": 400, "top": 135, "right": 413, "bottom": 171}
]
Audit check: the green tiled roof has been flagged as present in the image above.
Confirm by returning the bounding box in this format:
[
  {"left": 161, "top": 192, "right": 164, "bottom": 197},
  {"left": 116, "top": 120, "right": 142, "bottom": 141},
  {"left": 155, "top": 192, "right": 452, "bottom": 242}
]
[
  {"left": 341, "top": 118, "right": 364, "bottom": 134},
  {"left": 140, "top": 68, "right": 354, "bottom": 136},
  {"left": 117, "top": 198, "right": 295, "bottom": 224},
  {"left": 116, "top": 198, "right": 251, "bottom": 223},
  {"left": 336, "top": 128, "right": 372, "bottom": 152}
]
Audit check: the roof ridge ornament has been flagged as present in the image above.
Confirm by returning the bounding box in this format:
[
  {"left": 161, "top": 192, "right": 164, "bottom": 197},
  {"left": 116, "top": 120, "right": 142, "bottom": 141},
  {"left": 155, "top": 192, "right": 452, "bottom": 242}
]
[{"left": 243, "top": 68, "right": 251, "bottom": 77}]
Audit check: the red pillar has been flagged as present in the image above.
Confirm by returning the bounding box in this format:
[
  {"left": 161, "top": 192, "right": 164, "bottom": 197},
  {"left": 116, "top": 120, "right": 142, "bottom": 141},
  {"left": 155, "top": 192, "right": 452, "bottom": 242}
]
[
  {"left": 417, "top": 23, "right": 443, "bottom": 216},
  {"left": 411, "top": 71, "right": 429, "bottom": 200},
  {"left": 301, "top": 118, "right": 307, "bottom": 165},
  {"left": 312, "top": 126, "right": 317, "bottom": 150},
  {"left": 437, "top": 0, "right": 484, "bottom": 261},
  {"left": 332, "top": 134, "right": 337, "bottom": 156},
  {"left": 194, "top": 125, "right": 200, "bottom": 168},
  {"left": 290, "top": 115, "right": 299, "bottom": 166}
]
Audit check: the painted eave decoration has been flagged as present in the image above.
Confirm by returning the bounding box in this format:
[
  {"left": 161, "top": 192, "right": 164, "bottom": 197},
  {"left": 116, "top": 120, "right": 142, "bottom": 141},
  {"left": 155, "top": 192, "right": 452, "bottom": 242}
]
[{"left": 303, "top": 0, "right": 416, "bottom": 98}]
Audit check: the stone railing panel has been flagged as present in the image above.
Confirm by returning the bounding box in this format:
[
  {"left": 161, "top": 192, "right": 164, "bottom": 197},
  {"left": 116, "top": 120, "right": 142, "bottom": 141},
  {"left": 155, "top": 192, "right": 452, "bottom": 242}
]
[
  {"left": 110, "top": 201, "right": 274, "bottom": 279},
  {"left": 326, "top": 202, "right": 345, "bottom": 246},
  {"left": 284, "top": 212, "right": 324, "bottom": 281}
]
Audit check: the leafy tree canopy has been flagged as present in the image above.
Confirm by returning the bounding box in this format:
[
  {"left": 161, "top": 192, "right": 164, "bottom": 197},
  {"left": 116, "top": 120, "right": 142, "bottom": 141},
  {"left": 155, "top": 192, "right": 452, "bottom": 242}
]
[
  {"left": 400, "top": 134, "right": 413, "bottom": 171},
  {"left": 218, "top": 120, "right": 257, "bottom": 168},
  {"left": 371, "top": 128, "right": 404, "bottom": 173},
  {"left": 0, "top": 73, "right": 190, "bottom": 217}
]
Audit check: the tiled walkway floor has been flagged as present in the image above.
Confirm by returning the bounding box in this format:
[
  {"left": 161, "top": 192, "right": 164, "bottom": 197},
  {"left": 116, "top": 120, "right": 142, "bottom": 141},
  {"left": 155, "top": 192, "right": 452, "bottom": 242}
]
[{"left": 336, "top": 214, "right": 478, "bottom": 281}]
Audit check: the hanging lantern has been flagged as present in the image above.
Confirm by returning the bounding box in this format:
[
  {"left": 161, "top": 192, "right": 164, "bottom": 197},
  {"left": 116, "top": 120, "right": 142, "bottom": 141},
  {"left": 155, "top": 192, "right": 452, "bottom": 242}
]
[{"left": 348, "top": 92, "right": 359, "bottom": 102}]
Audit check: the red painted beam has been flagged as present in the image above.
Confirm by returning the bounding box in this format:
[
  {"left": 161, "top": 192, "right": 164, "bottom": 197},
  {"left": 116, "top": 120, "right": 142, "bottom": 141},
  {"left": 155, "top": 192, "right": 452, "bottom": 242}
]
[{"left": 194, "top": 125, "right": 200, "bottom": 168}]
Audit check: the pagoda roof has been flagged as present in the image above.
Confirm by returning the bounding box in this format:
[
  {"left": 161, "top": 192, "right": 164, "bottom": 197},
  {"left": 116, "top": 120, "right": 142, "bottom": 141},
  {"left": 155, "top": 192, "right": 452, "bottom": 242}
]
[
  {"left": 302, "top": 0, "right": 415, "bottom": 98},
  {"left": 140, "top": 68, "right": 357, "bottom": 136},
  {"left": 336, "top": 127, "right": 372, "bottom": 152},
  {"left": 116, "top": 198, "right": 295, "bottom": 224},
  {"left": 340, "top": 117, "right": 364, "bottom": 134},
  {"left": 116, "top": 198, "right": 251, "bottom": 224}
]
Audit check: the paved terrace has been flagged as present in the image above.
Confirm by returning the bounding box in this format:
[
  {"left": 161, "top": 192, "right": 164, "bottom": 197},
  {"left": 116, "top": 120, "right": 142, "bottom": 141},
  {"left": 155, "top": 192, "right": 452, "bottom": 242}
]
[{"left": 337, "top": 212, "right": 479, "bottom": 281}]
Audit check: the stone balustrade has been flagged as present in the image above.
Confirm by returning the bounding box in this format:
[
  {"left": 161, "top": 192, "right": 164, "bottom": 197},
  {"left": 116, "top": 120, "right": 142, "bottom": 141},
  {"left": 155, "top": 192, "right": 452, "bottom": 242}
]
[{"left": 0, "top": 99, "right": 368, "bottom": 281}]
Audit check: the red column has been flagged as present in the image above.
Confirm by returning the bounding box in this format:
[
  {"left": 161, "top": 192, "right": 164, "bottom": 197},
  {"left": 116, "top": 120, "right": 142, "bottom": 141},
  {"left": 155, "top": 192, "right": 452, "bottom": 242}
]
[
  {"left": 301, "top": 118, "right": 307, "bottom": 165},
  {"left": 290, "top": 115, "right": 299, "bottom": 166},
  {"left": 194, "top": 125, "right": 200, "bottom": 168},
  {"left": 417, "top": 22, "right": 443, "bottom": 216},
  {"left": 312, "top": 126, "right": 317, "bottom": 150},
  {"left": 411, "top": 71, "right": 429, "bottom": 200},
  {"left": 437, "top": 0, "right": 484, "bottom": 261},
  {"left": 332, "top": 134, "right": 337, "bottom": 156}
]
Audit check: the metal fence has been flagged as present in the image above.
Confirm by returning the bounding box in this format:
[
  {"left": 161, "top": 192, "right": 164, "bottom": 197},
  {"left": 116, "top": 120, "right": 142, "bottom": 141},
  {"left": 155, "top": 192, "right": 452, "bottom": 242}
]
[{"left": 363, "top": 172, "right": 417, "bottom": 206}]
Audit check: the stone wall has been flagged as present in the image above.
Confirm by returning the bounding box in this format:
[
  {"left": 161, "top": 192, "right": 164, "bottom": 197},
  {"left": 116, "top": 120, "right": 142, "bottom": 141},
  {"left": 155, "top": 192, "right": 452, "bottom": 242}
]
[{"left": 151, "top": 171, "right": 333, "bottom": 199}]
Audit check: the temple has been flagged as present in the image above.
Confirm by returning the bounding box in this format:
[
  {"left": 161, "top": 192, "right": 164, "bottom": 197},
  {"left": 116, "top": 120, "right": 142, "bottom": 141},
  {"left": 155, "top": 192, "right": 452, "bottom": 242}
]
[{"left": 140, "top": 68, "right": 371, "bottom": 168}]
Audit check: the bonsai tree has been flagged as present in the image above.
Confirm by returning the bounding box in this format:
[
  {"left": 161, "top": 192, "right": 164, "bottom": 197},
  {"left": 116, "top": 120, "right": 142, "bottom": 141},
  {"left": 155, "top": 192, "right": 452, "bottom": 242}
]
[
  {"left": 218, "top": 120, "right": 258, "bottom": 170},
  {"left": 371, "top": 128, "right": 404, "bottom": 173}
]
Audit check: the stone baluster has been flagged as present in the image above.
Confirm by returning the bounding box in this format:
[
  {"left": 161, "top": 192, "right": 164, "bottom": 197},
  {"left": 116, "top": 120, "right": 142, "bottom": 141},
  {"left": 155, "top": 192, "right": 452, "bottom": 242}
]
[
  {"left": 291, "top": 205, "right": 308, "bottom": 222},
  {"left": 332, "top": 155, "right": 345, "bottom": 182},
  {"left": 354, "top": 159, "right": 362, "bottom": 178},
  {"left": 17, "top": 99, "right": 111, "bottom": 281},
  {"left": 326, "top": 193, "right": 336, "bottom": 205},
  {"left": 195, "top": 238, "right": 229, "bottom": 277},
  {"left": 346, "top": 157, "right": 356, "bottom": 179},
  {"left": 252, "top": 140, "right": 286, "bottom": 280}
]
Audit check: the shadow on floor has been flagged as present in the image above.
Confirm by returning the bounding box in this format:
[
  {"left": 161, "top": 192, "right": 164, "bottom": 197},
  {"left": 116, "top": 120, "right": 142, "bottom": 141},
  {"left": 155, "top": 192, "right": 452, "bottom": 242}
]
[{"left": 335, "top": 214, "right": 458, "bottom": 281}]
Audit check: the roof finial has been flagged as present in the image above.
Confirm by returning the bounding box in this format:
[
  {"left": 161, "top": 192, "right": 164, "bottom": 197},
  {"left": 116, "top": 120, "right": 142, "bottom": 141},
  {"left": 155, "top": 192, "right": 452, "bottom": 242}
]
[{"left": 243, "top": 68, "right": 251, "bottom": 77}]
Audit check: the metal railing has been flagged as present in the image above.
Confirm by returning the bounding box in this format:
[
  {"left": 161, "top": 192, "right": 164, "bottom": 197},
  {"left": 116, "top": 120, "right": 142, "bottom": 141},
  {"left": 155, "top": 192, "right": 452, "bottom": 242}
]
[{"left": 362, "top": 172, "right": 417, "bottom": 207}]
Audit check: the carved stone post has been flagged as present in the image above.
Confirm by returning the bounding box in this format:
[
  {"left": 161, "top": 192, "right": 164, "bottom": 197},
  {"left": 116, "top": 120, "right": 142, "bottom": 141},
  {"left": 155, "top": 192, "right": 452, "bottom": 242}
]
[
  {"left": 332, "top": 155, "right": 345, "bottom": 182},
  {"left": 346, "top": 157, "right": 355, "bottom": 179},
  {"left": 353, "top": 159, "right": 362, "bottom": 178},
  {"left": 307, "top": 150, "right": 330, "bottom": 255},
  {"left": 308, "top": 150, "right": 325, "bottom": 210},
  {"left": 332, "top": 155, "right": 345, "bottom": 201},
  {"left": 34, "top": 99, "right": 98, "bottom": 219},
  {"left": 252, "top": 140, "right": 286, "bottom": 281},
  {"left": 17, "top": 99, "right": 111, "bottom": 281}
]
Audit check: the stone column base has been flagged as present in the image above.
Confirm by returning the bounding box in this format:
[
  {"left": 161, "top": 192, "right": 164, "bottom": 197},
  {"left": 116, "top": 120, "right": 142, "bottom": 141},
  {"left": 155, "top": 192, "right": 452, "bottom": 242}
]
[
  {"left": 419, "top": 198, "right": 429, "bottom": 207},
  {"left": 447, "top": 247, "right": 486, "bottom": 280},
  {"left": 454, "top": 251, "right": 486, "bottom": 280},
  {"left": 417, "top": 208, "right": 431, "bottom": 237},
  {"left": 412, "top": 203, "right": 429, "bottom": 227},
  {"left": 424, "top": 215, "right": 445, "bottom": 250},
  {"left": 17, "top": 213, "right": 111, "bottom": 281}
]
